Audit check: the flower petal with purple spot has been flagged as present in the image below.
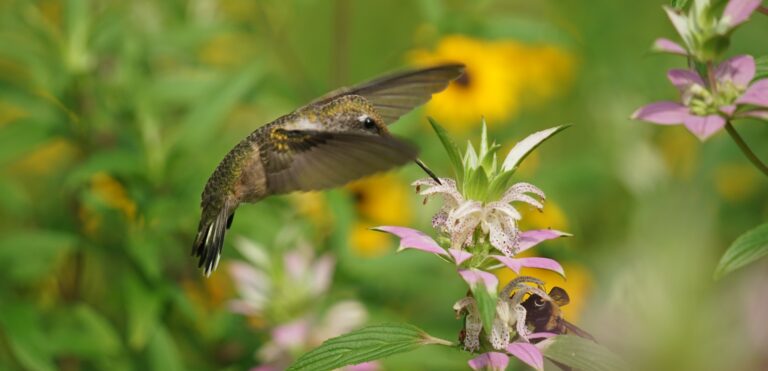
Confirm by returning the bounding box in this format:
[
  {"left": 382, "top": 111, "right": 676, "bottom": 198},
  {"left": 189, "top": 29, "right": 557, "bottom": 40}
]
[
  {"left": 652, "top": 38, "right": 688, "bottom": 55},
  {"left": 468, "top": 352, "right": 510, "bottom": 371},
  {"left": 715, "top": 55, "right": 755, "bottom": 87},
  {"left": 631, "top": 101, "right": 688, "bottom": 125},
  {"left": 506, "top": 342, "right": 544, "bottom": 370},
  {"left": 373, "top": 226, "right": 447, "bottom": 256},
  {"left": 683, "top": 114, "right": 726, "bottom": 141},
  {"left": 721, "top": 0, "right": 762, "bottom": 28},
  {"left": 518, "top": 229, "right": 572, "bottom": 253},
  {"left": 736, "top": 79, "right": 768, "bottom": 107}
]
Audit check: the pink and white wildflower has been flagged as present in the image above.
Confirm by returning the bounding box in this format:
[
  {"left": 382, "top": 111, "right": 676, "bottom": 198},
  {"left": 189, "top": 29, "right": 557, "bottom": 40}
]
[
  {"left": 655, "top": 0, "right": 762, "bottom": 59},
  {"left": 414, "top": 177, "right": 547, "bottom": 256},
  {"left": 228, "top": 237, "right": 375, "bottom": 371},
  {"left": 633, "top": 55, "right": 768, "bottom": 140}
]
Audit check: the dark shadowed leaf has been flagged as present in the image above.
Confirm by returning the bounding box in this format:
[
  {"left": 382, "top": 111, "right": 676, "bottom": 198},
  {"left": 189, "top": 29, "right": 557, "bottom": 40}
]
[{"left": 541, "top": 335, "right": 628, "bottom": 371}]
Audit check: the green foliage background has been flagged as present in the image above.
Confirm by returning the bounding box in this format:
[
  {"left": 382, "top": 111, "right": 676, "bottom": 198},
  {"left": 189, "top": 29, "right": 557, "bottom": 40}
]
[{"left": 0, "top": 0, "right": 766, "bottom": 370}]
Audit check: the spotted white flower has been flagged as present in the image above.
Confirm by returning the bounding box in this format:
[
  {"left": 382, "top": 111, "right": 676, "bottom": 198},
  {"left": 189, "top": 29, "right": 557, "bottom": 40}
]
[
  {"left": 454, "top": 276, "right": 552, "bottom": 351},
  {"left": 414, "top": 177, "right": 545, "bottom": 256}
]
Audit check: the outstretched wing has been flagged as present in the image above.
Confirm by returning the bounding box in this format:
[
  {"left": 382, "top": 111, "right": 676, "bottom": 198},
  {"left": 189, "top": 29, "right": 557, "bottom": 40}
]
[
  {"left": 308, "top": 64, "right": 465, "bottom": 124},
  {"left": 261, "top": 129, "right": 418, "bottom": 194}
]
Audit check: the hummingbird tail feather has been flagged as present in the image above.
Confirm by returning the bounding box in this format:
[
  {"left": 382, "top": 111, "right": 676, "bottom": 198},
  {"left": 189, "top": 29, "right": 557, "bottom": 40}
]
[{"left": 192, "top": 203, "right": 236, "bottom": 277}]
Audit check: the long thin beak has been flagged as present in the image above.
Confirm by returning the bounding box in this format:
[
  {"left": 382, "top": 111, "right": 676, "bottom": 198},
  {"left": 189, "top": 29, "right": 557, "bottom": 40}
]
[{"left": 414, "top": 159, "right": 441, "bottom": 184}]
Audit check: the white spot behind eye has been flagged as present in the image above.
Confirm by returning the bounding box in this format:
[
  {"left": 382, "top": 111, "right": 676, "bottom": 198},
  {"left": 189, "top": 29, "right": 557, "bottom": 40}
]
[{"left": 357, "top": 114, "right": 369, "bottom": 122}]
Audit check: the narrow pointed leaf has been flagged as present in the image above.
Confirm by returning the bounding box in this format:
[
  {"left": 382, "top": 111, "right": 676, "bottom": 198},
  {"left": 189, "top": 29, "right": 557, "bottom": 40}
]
[
  {"left": 287, "top": 323, "right": 451, "bottom": 371},
  {"left": 541, "top": 335, "right": 628, "bottom": 371},
  {"left": 714, "top": 222, "right": 768, "bottom": 280},
  {"left": 428, "top": 118, "right": 464, "bottom": 182},
  {"left": 501, "top": 125, "right": 569, "bottom": 172}
]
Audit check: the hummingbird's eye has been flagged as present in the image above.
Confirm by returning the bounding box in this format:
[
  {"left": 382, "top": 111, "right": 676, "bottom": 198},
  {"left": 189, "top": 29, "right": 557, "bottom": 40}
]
[
  {"left": 534, "top": 297, "right": 546, "bottom": 308},
  {"left": 362, "top": 117, "right": 377, "bottom": 130}
]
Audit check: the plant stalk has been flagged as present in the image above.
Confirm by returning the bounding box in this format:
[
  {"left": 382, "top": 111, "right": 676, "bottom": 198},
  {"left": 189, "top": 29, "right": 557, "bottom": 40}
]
[{"left": 725, "top": 122, "right": 768, "bottom": 177}]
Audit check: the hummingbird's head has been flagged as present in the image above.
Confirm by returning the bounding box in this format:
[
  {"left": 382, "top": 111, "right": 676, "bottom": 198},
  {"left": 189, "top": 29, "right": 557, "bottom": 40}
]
[{"left": 317, "top": 95, "right": 387, "bottom": 135}]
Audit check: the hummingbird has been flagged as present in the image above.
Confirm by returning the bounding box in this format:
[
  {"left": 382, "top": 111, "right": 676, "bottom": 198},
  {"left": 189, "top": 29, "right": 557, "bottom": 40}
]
[{"left": 192, "top": 63, "right": 465, "bottom": 276}]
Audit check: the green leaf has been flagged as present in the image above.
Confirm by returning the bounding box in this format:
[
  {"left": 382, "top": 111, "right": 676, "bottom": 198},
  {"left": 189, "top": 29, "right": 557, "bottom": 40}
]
[
  {"left": 473, "top": 281, "right": 497, "bottom": 336},
  {"left": 147, "top": 326, "right": 183, "bottom": 371},
  {"left": 428, "top": 117, "right": 463, "bottom": 182},
  {"left": 714, "top": 222, "right": 768, "bottom": 279},
  {"left": 124, "top": 276, "right": 165, "bottom": 350},
  {"left": 462, "top": 166, "right": 489, "bottom": 201},
  {"left": 486, "top": 170, "right": 515, "bottom": 200},
  {"left": 541, "top": 335, "right": 628, "bottom": 371},
  {"left": 501, "top": 125, "right": 569, "bottom": 173},
  {"left": 287, "top": 323, "right": 452, "bottom": 371},
  {"left": 172, "top": 64, "right": 263, "bottom": 151},
  {"left": 0, "top": 302, "right": 56, "bottom": 371},
  {"left": 671, "top": 0, "right": 691, "bottom": 9},
  {"left": 755, "top": 56, "right": 768, "bottom": 81},
  {"left": 48, "top": 305, "right": 123, "bottom": 357},
  {"left": 0, "top": 230, "right": 79, "bottom": 283}
]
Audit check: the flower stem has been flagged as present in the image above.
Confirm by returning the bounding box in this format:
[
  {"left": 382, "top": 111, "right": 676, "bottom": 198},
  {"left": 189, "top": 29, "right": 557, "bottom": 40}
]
[
  {"left": 725, "top": 122, "right": 768, "bottom": 177},
  {"left": 706, "top": 61, "right": 718, "bottom": 94},
  {"left": 758, "top": 6, "right": 768, "bottom": 16}
]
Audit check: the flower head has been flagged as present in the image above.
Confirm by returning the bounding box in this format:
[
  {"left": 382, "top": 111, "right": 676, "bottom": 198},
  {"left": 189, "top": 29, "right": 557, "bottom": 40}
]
[
  {"left": 410, "top": 36, "right": 575, "bottom": 130},
  {"left": 228, "top": 237, "right": 375, "bottom": 370},
  {"left": 633, "top": 55, "right": 768, "bottom": 140},
  {"left": 654, "top": 0, "right": 762, "bottom": 60}
]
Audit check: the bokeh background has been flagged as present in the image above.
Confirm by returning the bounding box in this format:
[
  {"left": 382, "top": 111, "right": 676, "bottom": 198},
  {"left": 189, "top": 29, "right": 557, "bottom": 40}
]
[{"left": 1, "top": 0, "right": 767, "bottom": 370}]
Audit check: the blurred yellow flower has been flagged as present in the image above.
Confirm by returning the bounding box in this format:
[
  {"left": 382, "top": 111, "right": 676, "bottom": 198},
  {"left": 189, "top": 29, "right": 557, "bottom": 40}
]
[
  {"left": 496, "top": 262, "right": 592, "bottom": 321},
  {"left": 519, "top": 200, "right": 569, "bottom": 232},
  {"left": 90, "top": 172, "right": 137, "bottom": 220},
  {"left": 290, "top": 192, "right": 332, "bottom": 231},
  {"left": 656, "top": 127, "right": 699, "bottom": 179},
  {"left": 346, "top": 174, "right": 413, "bottom": 257},
  {"left": 11, "top": 138, "right": 78, "bottom": 176},
  {"left": 0, "top": 101, "right": 27, "bottom": 127},
  {"left": 346, "top": 174, "right": 413, "bottom": 225},
  {"left": 410, "top": 35, "right": 575, "bottom": 130},
  {"left": 349, "top": 222, "right": 392, "bottom": 258},
  {"left": 714, "top": 163, "right": 761, "bottom": 202}
]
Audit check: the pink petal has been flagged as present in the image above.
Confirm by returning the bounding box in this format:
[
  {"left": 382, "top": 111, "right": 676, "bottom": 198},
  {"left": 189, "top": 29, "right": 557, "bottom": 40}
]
[
  {"left": 631, "top": 101, "right": 688, "bottom": 125},
  {"left": 284, "top": 251, "right": 309, "bottom": 281},
  {"left": 468, "top": 352, "right": 510, "bottom": 371},
  {"left": 272, "top": 319, "right": 310, "bottom": 348},
  {"left": 459, "top": 268, "right": 499, "bottom": 295},
  {"left": 722, "top": 0, "right": 762, "bottom": 27},
  {"left": 715, "top": 55, "right": 755, "bottom": 87},
  {"left": 652, "top": 38, "right": 688, "bottom": 55},
  {"left": 683, "top": 114, "right": 726, "bottom": 141},
  {"left": 310, "top": 254, "right": 335, "bottom": 294},
  {"left": 491, "top": 256, "right": 566, "bottom": 278},
  {"left": 740, "top": 110, "right": 768, "bottom": 120},
  {"left": 373, "top": 226, "right": 447, "bottom": 256},
  {"left": 667, "top": 69, "right": 705, "bottom": 92},
  {"left": 506, "top": 342, "right": 544, "bottom": 370},
  {"left": 518, "top": 229, "right": 572, "bottom": 253},
  {"left": 448, "top": 248, "right": 472, "bottom": 265},
  {"left": 720, "top": 105, "right": 737, "bottom": 116},
  {"left": 736, "top": 79, "right": 768, "bottom": 107}
]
